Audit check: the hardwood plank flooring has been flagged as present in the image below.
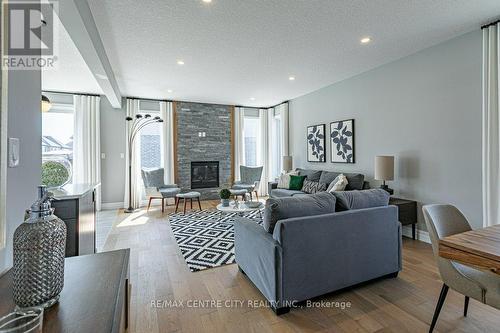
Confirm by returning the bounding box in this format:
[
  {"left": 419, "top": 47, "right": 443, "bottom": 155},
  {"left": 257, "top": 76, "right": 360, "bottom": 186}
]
[{"left": 100, "top": 200, "right": 500, "bottom": 333}]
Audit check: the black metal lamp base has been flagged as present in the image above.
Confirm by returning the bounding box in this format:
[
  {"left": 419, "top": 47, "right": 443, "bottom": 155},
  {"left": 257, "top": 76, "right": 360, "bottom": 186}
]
[
  {"left": 124, "top": 207, "right": 136, "bottom": 213},
  {"left": 379, "top": 185, "right": 394, "bottom": 195}
]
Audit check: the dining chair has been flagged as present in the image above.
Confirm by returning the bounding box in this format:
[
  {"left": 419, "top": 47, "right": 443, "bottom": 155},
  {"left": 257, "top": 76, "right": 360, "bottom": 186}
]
[
  {"left": 232, "top": 165, "right": 263, "bottom": 200},
  {"left": 422, "top": 204, "right": 500, "bottom": 332},
  {"left": 141, "top": 168, "right": 180, "bottom": 212}
]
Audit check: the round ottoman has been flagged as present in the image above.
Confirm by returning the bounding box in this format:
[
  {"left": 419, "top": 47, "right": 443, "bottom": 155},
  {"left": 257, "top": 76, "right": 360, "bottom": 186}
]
[
  {"left": 175, "top": 191, "right": 202, "bottom": 214},
  {"left": 229, "top": 189, "right": 247, "bottom": 200}
]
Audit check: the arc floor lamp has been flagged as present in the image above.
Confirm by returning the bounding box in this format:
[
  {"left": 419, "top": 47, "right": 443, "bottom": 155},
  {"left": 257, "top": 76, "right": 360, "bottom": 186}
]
[{"left": 125, "top": 114, "right": 163, "bottom": 213}]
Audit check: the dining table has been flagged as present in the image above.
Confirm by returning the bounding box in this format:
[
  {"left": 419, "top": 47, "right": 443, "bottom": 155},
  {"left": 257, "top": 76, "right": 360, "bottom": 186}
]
[{"left": 439, "top": 224, "right": 500, "bottom": 275}]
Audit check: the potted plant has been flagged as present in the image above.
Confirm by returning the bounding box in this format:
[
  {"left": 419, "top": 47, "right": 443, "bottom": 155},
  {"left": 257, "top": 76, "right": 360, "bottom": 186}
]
[
  {"left": 219, "top": 189, "right": 231, "bottom": 207},
  {"left": 41, "top": 158, "right": 72, "bottom": 188}
]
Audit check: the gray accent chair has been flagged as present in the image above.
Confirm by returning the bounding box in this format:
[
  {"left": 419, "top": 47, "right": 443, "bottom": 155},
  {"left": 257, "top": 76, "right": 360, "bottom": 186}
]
[
  {"left": 233, "top": 166, "right": 263, "bottom": 200},
  {"left": 141, "top": 168, "right": 180, "bottom": 212},
  {"left": 423, "top": 204, "right": 500, "bottom": 332},
  {"left": 235, "top": 199, "right": 402, "bottom": 314}
]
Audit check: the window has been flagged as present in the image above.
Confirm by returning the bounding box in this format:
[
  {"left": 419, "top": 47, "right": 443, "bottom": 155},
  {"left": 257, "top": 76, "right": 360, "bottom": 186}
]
[
  {"left": 243, "top": 109, "right": 260, "bottom": 167},
  {"left": 138, "top": 100, "right": 163, "bottom": 171},
  {"left": 139, "top": 112, "right": 162, "bottom": 169},
  {"left": 41, "top": 98, "right": 74, "bottom": 184}
]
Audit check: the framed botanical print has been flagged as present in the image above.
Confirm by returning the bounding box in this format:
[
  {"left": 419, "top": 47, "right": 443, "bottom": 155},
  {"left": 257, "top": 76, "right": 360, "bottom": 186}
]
[
  {"left": 307, "top": 124, "right": 325, "bottom": 162},
  {"left": 330, "top": 119, "right": 355, "bottom": 163}
]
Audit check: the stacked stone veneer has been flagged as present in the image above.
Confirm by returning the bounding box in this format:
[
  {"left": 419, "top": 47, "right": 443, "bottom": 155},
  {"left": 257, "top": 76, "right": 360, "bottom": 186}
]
[{"left": 176, "top": 102, "right": 232, "bottom": 199}]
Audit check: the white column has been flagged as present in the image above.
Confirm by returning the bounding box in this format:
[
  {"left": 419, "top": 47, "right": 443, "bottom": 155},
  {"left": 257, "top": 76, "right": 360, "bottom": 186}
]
[{"left": 482, "top": 23, "right": 500, "bottom": 227}]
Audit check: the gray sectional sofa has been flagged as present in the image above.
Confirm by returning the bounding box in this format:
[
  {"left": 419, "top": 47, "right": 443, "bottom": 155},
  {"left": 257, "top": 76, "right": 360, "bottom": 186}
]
[
  {"left": 269, "top": 168, "right": 370, "bottom": 198},
  {"left": 234, "top": 189, "right": 402, "bottom": 314}
]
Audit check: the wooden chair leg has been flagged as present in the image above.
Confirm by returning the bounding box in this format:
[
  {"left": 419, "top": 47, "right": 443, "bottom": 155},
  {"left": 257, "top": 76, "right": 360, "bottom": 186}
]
[
  {"left": 190, "top": 198, "right": 193, "bottom": 209},
  {"left": 147, "top": 197, "right": 152, "bottom": 211},
  {"left": 464, "top": 296, "right": 470, "bottom": 317},
  {"left": 429, "top": 284, "right": 449, "bottom": 333},
  {"left": 197, "top": 197, "right": 202, "bottom": 211},
  {"left": 183, "top": 199, "right": 187, "bottom": 214},
  {"left": 255, "top": 191, "right": 259, "bottom": 201},
  {"left": 174, "top": 197, "right": 180, "bottom": 213},
  {"left": 162, "top": 198, "right": 165, "bottom": 213},
  {"left": 249, "top": 192, "right": 253, "bottom": 201}
]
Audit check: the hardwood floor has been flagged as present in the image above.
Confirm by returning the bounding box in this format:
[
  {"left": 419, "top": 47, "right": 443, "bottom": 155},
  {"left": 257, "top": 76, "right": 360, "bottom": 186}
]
[{"left": 100, "top": 200, "right": 500, "bottom": 333}]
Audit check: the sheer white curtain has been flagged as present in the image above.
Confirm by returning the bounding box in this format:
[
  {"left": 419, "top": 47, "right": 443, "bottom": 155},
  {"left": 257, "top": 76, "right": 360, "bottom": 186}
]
[
  {"left": 277, "top": 102, "right": 290, "bottom": 156},
  {"left": 161, "top": 101, "right": 175, "bottom": 185},
  {"left": 482, "top": 23, "right": 500, "bottom": 227},
  {"left": 124, "top": 99, "right": 143, "bottom": 209},
  {"left": 270, "top": 102, "right": 290, "bottom": 178},
  {"left": 73, "top": 95, "right": 101, "bottom": 210},
  {"left": 234, "top": 107, "right": 245, "bottom": 180},
  {"left": 257, "top": 108, "right": 271, "bottom": 195}
]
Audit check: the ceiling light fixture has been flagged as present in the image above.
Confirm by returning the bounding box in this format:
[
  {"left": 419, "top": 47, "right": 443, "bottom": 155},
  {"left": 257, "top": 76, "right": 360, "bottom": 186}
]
[
  {"left": 202, "top": 0, "right": 212, "bottom": 3},
  {"left": 41, "top": 94, "right": 52, "bottom": 113},
  {"left": 167, "top": 89, "right": 173, "bottom": 93},
  {"left": 360, "top": 37, "right": 371, "bottom": 44},
  {"left": 177, "top": 60, "right": 185, "bottom": 65},
  {"left": 250, "top": 97, "right": 256, "bottom": 101},
  {"left": 288, "top": 76, "right": 296, "bottom": 81}
]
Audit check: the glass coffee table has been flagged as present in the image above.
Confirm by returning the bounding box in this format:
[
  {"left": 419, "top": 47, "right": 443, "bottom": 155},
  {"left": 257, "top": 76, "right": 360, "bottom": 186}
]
[{"left": 216, "top": 200, "right": 265, "bottom": 220}]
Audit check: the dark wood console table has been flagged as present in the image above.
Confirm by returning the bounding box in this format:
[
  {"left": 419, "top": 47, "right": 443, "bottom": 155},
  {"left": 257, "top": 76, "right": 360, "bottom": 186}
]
[{"left": 0, "top": 249, "right": 130, "bottom": 333}]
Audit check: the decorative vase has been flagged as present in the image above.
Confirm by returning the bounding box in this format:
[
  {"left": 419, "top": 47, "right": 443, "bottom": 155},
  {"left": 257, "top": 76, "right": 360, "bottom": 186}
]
[
  {"left": 221, "top": 199, "right": 230, "bottom": 207},
  {"left": 13, "top": 186, "right": 67, "bottom": 309}
]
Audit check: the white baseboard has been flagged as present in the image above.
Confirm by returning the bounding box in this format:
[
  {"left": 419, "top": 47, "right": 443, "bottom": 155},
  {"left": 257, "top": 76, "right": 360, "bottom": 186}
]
[
  {"left": 402, "top": 225, "right": 430, "bottom": 244},
  {"left": 101, "top": 198, "right": 176, "bottom": 211},
  {"left": 101, "top": 202, "right": 124, "bottom": 210}
]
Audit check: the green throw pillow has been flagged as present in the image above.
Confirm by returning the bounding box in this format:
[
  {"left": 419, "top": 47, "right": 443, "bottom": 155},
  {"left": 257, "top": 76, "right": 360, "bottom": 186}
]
[{"left": 289, "top": 175, "right": 307, "bottom": 190}]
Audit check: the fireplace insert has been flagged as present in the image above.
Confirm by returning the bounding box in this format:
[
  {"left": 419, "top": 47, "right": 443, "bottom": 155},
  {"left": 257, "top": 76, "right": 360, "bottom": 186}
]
[{"left": 191, "top": 161, "right": 219, "bottom": 189}]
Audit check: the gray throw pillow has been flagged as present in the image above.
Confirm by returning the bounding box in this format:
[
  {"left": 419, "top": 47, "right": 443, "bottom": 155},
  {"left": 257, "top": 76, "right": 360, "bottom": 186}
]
[
  {"left": 343, "top": 173, "right": 365, "bottom": 190},
  {"left": 301, "top": 180, "right": 326, "bottom": 194},
  {"left": 263, "top": 192, "right": 336, "bottom": 233},
  {"left": 296, "top": 168, "right": 322, "bottom": 182},
  {"left": 318, "top": 171, "right": 365, "bottom": 190},
  {"left": 333, "top": 189, "right": 390, "bottom": 211}
]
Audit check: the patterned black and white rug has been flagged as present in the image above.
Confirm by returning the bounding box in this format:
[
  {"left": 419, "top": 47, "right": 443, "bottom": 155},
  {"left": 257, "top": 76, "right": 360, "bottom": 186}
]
[{"left": 168, "top": 209, "right": 262, "bottom": 272}]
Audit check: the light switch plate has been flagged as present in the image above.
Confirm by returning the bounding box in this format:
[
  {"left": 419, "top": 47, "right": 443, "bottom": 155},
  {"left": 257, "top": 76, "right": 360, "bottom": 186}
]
[
  {"left": 120, "top": 153, "right": 125, "bottom": 159},
  {"left": 101, "top": 153, "right": 106, "bottom": 159},
  {"left": 8, "top": 137, "right": 20, "bottom": 168}
]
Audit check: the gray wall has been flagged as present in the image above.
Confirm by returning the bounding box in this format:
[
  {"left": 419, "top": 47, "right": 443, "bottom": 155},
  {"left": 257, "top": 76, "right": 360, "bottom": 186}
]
[
  {"left": 100, "top": 96, "right": 126, "bottom": 204},
  {"left": 289, "top": 30, "right": 482, "bottom": 230},
  {"left": 0, "top": 64, "right": 42, "bottom": 273}
]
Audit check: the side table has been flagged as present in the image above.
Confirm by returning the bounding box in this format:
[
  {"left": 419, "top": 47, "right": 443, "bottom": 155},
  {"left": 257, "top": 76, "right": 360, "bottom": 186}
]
[{"left": 389, "top": 197, "right": 418, "bottom": 239}]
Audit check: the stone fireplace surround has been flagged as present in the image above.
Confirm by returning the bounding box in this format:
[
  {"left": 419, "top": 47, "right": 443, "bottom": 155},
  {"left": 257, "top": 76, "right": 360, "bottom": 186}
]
[{"left": 174, "top": 102, "right": 233, "bottom": 200}]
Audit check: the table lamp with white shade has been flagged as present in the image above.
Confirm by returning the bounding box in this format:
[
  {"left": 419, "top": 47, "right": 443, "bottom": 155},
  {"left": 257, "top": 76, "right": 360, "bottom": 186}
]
[{"left": 374, "top": 156, "right": 394, "bottom": 195}]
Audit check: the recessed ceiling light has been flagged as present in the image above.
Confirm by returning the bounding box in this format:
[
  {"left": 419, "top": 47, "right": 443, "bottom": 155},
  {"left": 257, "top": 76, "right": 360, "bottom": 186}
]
[
  {"left": 288, "top": 76, "right": 296, "bottom": 81},
  {"left": 177, "top": 60, "right": 185, "bottom": 65},
  {"left": 360, "top": 37, "right": 371, "bottom": 44},
  {"left": 202, "top": 0, "right": 212, "bottom": 3},
  {"left": 250, "top": 97, "right": 256, "bottom": 101},
  {"left": 167, "top": 89, "right": 173, "bottom": 93}
]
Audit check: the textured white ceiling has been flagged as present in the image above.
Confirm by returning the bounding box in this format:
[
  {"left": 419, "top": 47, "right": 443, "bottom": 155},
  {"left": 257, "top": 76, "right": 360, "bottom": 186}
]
[{"left": 46, "top": 0, "right": 500, "bottom": 107}]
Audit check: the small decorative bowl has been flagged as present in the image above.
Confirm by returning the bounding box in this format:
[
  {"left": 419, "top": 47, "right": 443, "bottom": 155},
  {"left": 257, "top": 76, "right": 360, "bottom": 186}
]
[{"left": 245, "top": 201, "right": 261, "bottom": 208}]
